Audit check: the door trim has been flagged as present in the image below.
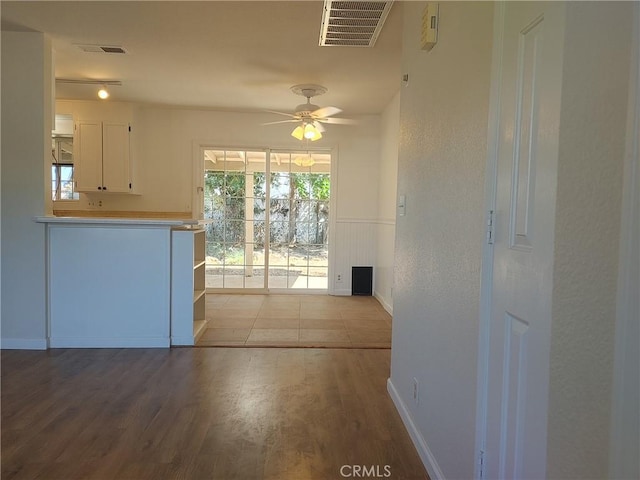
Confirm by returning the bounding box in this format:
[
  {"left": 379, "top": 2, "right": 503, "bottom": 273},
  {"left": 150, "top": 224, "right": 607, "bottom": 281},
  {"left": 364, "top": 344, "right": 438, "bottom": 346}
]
[
  {"left": 609, "top": 3, "right": 640, "bottom": 477},
  {"left": 475, "top": 3, "right": 505, "bottom": 478},
  {"left": 192, "top": 143, "right": 336, "bottom": 293}
]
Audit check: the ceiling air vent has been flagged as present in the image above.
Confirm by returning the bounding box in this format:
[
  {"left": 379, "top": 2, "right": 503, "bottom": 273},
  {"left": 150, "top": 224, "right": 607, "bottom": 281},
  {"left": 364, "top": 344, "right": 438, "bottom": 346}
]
[
  {"left": 75, "top": 44, "right": 127, "bottom": 54},
  {"left": 319, "top": 0, "right": 394, "bottom": 47}
]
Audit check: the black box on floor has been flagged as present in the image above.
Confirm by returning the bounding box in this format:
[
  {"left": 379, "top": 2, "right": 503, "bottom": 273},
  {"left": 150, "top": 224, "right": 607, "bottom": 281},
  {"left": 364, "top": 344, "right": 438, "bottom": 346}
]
[{"left": 352, "top": 266, "right": 373, "bottom": 296}]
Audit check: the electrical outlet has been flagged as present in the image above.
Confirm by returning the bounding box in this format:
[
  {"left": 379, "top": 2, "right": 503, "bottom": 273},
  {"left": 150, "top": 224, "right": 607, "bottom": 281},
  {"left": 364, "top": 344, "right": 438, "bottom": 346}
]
[
  {"left": 337, "top": 274, "right": 342, "bottom": 282},
  {"left": 412, "top": 377, "right": 419, "bottom": 405}
]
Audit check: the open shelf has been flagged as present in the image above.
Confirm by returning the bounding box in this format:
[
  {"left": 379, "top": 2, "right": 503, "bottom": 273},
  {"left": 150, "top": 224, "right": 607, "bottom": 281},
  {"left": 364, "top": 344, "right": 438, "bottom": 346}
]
[
  {"left": 171, "top": 228, "right": 207, "bottom": 346},
  {"left": 193, "top": 289, "right": 206, "bottom": 303},
  {"left": 193, "top": 319, "right": 208, "bottom": 342}
]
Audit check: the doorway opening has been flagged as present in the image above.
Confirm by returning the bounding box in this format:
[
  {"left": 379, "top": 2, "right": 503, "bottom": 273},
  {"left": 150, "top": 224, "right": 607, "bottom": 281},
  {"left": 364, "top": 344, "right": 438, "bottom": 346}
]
[{"left": 201, "top": 148, "right": 331, "bottom": 292}]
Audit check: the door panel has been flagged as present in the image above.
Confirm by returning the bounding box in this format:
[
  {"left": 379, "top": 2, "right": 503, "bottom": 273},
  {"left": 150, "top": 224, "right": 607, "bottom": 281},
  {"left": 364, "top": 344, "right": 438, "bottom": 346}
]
[
  {"left": 510, "top": 16, "right": 543, "bottom": 251},
  {"left": 484, "top": 3, "right": 565, "bottom": 478}
]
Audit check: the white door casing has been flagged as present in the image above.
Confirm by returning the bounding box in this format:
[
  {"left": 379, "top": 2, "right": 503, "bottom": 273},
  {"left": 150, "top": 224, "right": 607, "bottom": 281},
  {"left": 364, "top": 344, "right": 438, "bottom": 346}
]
[
  {"left": 610, "top": 3, "right": 640, "bottom": 477},
  {"left": 479, "top": 3, "right": 565, "bottom": 479}
]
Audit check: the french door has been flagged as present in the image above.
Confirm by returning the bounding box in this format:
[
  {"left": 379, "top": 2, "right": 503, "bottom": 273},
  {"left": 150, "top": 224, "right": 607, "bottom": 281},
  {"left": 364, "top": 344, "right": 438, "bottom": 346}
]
[{"left": 201, "top": 148, "right": 330, "bottom": 292}]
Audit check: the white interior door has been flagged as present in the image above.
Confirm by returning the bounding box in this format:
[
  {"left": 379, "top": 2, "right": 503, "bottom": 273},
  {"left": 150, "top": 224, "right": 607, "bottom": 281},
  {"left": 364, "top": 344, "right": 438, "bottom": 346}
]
[{"left": 482, "top": 3, "right": 565, "bottom": 478}]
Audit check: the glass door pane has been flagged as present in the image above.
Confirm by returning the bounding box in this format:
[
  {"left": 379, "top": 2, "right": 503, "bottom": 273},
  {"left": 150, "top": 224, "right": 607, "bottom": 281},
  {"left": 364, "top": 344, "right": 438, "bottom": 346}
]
[
  {"left": 268, "top": 151, "right": 330, "bottom": 290},
  {"left": 203, "top": 149, "right": 267, "bottom": 289}
]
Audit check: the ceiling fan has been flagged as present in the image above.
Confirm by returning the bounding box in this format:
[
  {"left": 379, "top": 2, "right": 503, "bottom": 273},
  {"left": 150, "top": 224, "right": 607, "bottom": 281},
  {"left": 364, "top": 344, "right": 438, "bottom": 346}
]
[{"left": 263, "top": 84, "right": 356, "bottom": 141}]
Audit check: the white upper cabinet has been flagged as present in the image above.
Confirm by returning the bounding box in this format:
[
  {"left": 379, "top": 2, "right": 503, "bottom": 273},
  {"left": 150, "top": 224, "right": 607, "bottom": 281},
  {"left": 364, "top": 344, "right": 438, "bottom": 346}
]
[
  {"left": 102, "top": 122, "right": 131, "bottom": 193},
  {"left": 58, "top": 100, "right": 137, "bottom": 194},
  {"left": 75, "top": 120, "right": 102, "bottom": 192},
  {"left": 75, "top": 120, "right": 131, "bottom": 193}
]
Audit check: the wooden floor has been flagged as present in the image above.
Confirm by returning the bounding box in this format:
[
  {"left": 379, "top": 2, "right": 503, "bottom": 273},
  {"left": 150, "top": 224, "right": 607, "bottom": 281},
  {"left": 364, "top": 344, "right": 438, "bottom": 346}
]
[
  {"left": 1, "top": 347, "right": 428, "bottom": 480},
  {"left": 199, "top": 294, "right": 392, "bottom": 348}
]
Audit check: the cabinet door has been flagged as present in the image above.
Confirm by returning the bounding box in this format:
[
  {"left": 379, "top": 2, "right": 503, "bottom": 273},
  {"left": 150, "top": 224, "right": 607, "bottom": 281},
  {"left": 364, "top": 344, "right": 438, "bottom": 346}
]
[
  {"left": 75, "top": 120, "right": 103, "bottom": 192},
  {"left": 102, "top": 123, "right": 131, "bottom": 193}
]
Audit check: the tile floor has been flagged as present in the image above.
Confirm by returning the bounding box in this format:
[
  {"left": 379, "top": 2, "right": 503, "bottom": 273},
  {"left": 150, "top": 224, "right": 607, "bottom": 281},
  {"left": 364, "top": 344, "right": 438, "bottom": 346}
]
[{"left": 198, "top": 294, "right": 392, "bottom": 348}]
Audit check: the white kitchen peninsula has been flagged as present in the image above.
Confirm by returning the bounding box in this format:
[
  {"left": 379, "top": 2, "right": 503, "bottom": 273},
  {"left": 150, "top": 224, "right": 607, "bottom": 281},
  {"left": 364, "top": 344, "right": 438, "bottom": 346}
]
[{"left": 36, "top": 216, "right": 200, "bottom": 348}]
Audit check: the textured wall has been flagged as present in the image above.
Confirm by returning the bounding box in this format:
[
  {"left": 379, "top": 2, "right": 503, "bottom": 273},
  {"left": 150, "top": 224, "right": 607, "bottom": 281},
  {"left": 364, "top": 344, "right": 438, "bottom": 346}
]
[
  {"left": 547, "top": 3, "right": 633, "bottom": 478},
  {"left": 389, "top": 2, "right": 494, "bottom": 478}
]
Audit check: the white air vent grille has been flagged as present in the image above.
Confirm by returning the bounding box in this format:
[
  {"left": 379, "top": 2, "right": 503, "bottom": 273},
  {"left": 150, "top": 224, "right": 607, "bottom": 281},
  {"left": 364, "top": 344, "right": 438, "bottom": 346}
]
[
  {"left": 75, "top": 44, "right": 127, "bottom": 54},
  {"left": 319, "top": 0, "right": 394, "bottom": 47}
]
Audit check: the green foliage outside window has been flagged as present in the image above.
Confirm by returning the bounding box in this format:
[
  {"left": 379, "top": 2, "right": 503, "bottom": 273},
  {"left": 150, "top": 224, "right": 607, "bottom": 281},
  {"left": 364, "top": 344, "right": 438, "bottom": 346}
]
[{"left": 203, "top": 169, "right": 329, "bottom": 263}]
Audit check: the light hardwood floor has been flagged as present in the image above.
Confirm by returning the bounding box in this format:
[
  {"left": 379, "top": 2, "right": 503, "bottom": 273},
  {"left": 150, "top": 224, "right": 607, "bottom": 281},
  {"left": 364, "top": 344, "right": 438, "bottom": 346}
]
[
  {"left": 1, "top": 348, "right": 428, "bottom": 480},
  {"left": 199, "top": 294, "right": 392, "bottom": 348}
]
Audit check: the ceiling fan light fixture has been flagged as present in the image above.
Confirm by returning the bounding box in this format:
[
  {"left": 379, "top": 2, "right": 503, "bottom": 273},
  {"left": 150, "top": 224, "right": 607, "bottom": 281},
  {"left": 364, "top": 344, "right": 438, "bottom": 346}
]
[
  {"left": 303, "top": 123, "right": 322, "bottom": 141},
  {"left": 291, "top": 125, "right": 305, "bottom": 141},
  {"left": 291, "top": 123, "right": 322, "bottom": 141}
]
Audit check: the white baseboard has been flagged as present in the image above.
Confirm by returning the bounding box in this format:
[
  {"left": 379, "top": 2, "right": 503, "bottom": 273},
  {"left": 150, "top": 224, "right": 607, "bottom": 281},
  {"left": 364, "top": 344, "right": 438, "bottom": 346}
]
[
  {"left": 374, "top": 291, "right": 393, "bottom": 315},
  {"left": 387, "top": 378, "right": 446, "bottom": 480},
  {"left": 332, "top": 288, "right": 352, "bottom": 296},
  {"left": 49, "top": 336, "right": 170, "bottom": 348},
  {"left": 0, "top": 337, "right": 48, "bottom": 350}
]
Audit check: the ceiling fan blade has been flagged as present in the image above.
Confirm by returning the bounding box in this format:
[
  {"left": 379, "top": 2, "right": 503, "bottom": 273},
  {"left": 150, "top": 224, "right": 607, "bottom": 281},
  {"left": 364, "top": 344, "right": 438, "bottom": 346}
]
[
  {"left": 313, "top": 121, "right": 326, "bottom": 133},
  {"left": 262, "top": 119, "right": 299, "bottom": 125},
  {"left": 264, "top": 109, "right": 298, "bottom": 118},
  {"left": 318, "top": 117, "right": 357, "bottom": 125},
  {"left": 312, "top": 106, "right": 342, "bottom": 118}
]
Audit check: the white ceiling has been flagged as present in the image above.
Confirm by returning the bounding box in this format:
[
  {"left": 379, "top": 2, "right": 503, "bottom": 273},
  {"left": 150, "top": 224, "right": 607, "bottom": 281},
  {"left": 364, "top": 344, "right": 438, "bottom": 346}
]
[{"left": 1, "top": 1, "right": 403, "bottom": 115}]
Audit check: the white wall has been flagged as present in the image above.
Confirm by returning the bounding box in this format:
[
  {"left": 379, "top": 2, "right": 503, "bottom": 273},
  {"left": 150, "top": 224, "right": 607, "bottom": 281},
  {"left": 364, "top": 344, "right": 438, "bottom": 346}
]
[
  {"left": 55, "top": 103, "right": 384, "bottom": 293},
  {"left": 547, "top": 3, "right": 634, "bottom": 478},
  {"left": 1, "top": 31, "right": 53, "bottom": 349},
  {"left": 375, "top": 91, "right": 400, "bottom": 312},
  {"left": 388, "top": 2, "right": 494, "bottom": 479}
]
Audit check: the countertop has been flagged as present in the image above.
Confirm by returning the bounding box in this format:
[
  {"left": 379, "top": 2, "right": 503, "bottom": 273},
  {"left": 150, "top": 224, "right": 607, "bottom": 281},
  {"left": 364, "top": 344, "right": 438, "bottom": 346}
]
[{"left": 34, "top": 216, "right": 199, "bottom": 226}]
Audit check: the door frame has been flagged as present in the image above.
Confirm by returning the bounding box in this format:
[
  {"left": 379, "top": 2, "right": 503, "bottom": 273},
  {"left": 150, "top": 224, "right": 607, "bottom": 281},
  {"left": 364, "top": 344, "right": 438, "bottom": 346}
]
[
  {"left": 474, "top": 3, "right": 504, "bottom": 477},
  {"left": 609, "top": 3, "right": 640, "bottom": 477},
  {"left": 191, "top": 141, "right": 337, "bottom": 294}
]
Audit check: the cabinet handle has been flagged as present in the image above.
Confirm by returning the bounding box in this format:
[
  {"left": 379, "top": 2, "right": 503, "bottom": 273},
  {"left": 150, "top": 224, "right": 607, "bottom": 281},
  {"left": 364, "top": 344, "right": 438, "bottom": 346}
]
[
  {"left": 103, "top": 186, "right": 107, "bottom": 191},
  {"left": 98, "top": 186, "right": 102, "bottom": 190}
]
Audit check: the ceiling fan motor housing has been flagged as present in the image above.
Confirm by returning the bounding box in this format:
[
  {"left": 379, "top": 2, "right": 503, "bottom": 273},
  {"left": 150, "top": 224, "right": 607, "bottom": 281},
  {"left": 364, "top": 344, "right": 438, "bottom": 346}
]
[{"left": 295, "top": 103, "right": 321, "bottom": 117}]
